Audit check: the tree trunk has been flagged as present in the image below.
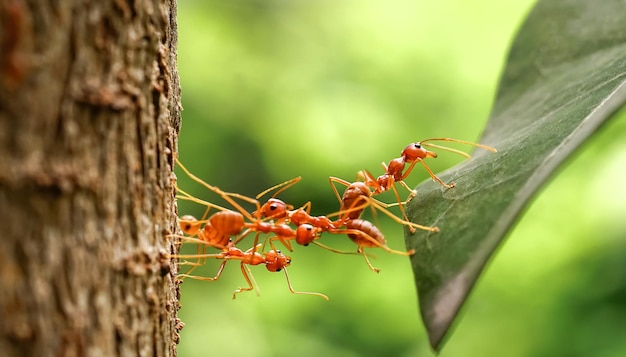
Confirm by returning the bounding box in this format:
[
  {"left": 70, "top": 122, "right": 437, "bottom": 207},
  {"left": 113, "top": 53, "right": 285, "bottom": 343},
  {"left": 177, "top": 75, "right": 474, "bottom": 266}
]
[{"left": 0, "top": 1, "right": 182, "bottom": 356}]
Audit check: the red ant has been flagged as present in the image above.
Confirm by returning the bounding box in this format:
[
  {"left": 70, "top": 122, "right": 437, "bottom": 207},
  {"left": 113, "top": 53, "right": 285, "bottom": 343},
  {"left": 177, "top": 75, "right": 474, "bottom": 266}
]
[
  {"left": 174, "top": 242, "right": 329, "bottom": 300},
  {"left": 362, "top": 138, "right": 497, "bottom": 193},
  {"left": 328, "top": 178, "right": 439, "bottom": 234},
  {"left": 173, "top": 159, "right": 296, "bottom": 274},
  {"left": 176, "top": 188, "right": 319, "bottom": 255},
  {"left": 175, "top": 159, "right": 328, "bottom": 254},
  {"left": 331, "top": 138, "right": 497, "bottom": 232}
]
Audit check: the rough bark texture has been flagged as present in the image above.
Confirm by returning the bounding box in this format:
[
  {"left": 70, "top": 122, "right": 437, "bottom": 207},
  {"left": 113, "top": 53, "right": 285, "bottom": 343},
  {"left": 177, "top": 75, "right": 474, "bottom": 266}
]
[{"left": 0, "top": 1, "right": 182, "bottom": 356}]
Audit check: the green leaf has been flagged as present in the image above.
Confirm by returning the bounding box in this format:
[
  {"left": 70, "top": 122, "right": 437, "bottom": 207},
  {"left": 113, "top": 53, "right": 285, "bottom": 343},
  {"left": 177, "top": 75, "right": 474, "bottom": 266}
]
[{"left": 404, "top": 0, "right": 626, "bottom": 351}]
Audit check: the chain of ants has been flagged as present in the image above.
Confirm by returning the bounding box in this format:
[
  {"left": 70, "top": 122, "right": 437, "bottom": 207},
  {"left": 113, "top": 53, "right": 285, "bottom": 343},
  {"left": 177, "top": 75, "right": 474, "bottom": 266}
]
[{"left": 172, "top": 138, "right": 497, "bottom": 300}]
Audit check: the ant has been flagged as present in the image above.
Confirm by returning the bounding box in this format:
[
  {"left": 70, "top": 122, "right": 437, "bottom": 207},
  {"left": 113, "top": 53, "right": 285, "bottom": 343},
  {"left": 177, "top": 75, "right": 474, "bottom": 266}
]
[
  {"left": 362, "top": 138, "right": 497, "bottom": 193},
  {"left": 174, "top": 242, "right": 329, "bottom": 300},
  {"left": 173, "top": 159, "right": 297, "bottom": 274},
  {"left": 176, "top": 189, "right": 319, "bottom": 255},
  {"left": 331, "top": 138, "right": 497, "bottom": 232},
  {"left": 175, "top": 159, "right": 332, "bottom": 254},
  {"left": 328, "top": 178, "right": 439, "bottom": 234}
]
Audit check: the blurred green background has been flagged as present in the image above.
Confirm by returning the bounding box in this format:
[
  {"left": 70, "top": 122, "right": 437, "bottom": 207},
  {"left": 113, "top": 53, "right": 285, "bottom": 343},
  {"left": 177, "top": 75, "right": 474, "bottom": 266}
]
[{"left": 174, "top": 1, "right": 626, "bottom": 356}]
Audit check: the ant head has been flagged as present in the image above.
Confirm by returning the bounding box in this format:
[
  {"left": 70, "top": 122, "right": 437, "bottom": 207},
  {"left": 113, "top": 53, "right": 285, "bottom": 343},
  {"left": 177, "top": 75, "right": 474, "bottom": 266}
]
[
  {"left": 295, "top": 223, "right": 318, "bottom": 246},
  {"left": 258, "top": 198, "right": 288, "bottom": 219},
  {"left": 179, "top": 215, "right": 200, "bottom": 235},
  {"left": 402, "top": 142, "right": 437, "bottom": 162},
  {"left": 265, "top": 250, "right": 291, "bottom": 272}
]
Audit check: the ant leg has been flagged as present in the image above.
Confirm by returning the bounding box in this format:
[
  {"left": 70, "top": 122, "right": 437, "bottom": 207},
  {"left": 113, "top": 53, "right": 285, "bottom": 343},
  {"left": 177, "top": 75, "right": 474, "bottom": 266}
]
[
  {"left": 171, "top": 252, "right": 226, "bottom": 260},
  {"left": 170, "top": 237, "right": 228, "bottom": 276},
  {"left": 179, "top": 239, "right": 212, "bottom": 276},
  {"left": 357, "top": 169, "right": 384, "bottom": 195},
  {"left": 418, "top": 160, "right": 455, "bottom": 189},
  {"left": 385, "top": 184, "right": 440, "bottom": 234},
  {"left": 338, "top": 228, "right": 416, "bottom": 257},
  {"left": 176, "top": 188, "right": 233, "bottom": 212},
  {"left": 176, "top": 159, "right": 259, "bottom": 221},
  {"left": 387, "top": 184, "right": 416, "bottom": 233},
  {"left": 282, "top": 268, "right": 329, "bottom": 300},
  {"left": 311, "top": 240, "right": 377, "bottom": 257},
  {"left": 325, "top": 199, "right": 370, "bottom": 224},
  {"left": 233, "top": 228, "right": 254, "bottom": 245},
  {"left": 233, "top": 262, "right": 260, "bottom": 299},
  {"left": 352, "top": 197, "right": 439, "bottom": 233},
  {"left": 173, "top": 235, "right": 230, "bottom": 251},
  {"left": 177, "top": 259, "right": 227, "bottom": 281},
  {"left": 396, "top": 181, "right": 416, "bottom": 200},
  {"left": 358, "top": 247, "right": 381, "bottom": 273},
  {"left": 300, "top": 201, "right": 312, "bottom": 214},
  {"left": 268, "top": 235, "right": 293, "bottom": 252},
  {"left": 168, "top": 234, "right": 227, "bottom": 269},
  {"left": 255, "top": 176, "right": 302, "bottom": 200},
  {"left": 328, "top": 176, "right": 351, "bottom": 203}
]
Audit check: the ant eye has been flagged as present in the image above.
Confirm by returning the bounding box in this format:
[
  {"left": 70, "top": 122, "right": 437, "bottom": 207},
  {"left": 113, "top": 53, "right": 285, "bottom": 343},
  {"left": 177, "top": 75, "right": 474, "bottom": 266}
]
[
  {"left": 414, "top": 143, "right": 421, "bottom": 149},
  {"left": 276, "top": 250, "right": 281, "bottom": 253},
  {"left": 275, "top": 268, "right": 282, "bottom": 272},
  {"left": 270, "top": 204, "right": 277, "bottom": 211}
]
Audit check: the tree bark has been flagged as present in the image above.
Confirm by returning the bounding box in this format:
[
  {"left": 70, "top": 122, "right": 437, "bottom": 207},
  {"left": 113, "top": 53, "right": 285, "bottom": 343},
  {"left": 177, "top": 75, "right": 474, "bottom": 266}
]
[{"left": 0, "top": 1, "right": 182, "bottom": 356}]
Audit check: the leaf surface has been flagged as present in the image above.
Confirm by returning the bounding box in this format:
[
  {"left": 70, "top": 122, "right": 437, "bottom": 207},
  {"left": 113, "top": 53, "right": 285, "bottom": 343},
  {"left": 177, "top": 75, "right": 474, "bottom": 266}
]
[{"left": 405, "top": 0, "right": 626, "bottom": 350}]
